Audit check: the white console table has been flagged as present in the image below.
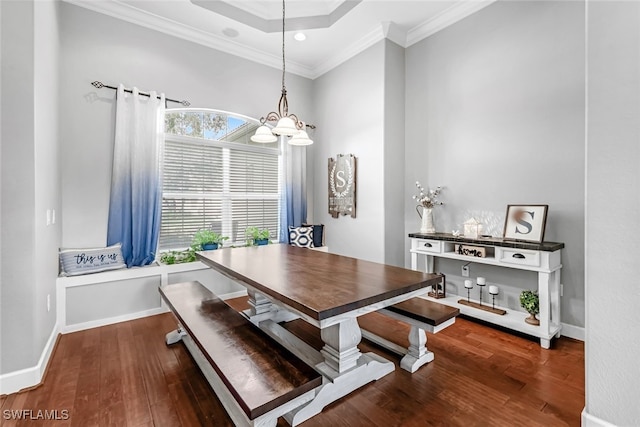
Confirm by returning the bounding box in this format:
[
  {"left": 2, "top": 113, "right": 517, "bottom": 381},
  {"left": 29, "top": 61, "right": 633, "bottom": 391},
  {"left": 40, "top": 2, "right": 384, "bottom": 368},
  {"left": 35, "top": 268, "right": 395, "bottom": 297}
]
[{"left": 409, "top": 233, "right": 564, "bottom": 348}]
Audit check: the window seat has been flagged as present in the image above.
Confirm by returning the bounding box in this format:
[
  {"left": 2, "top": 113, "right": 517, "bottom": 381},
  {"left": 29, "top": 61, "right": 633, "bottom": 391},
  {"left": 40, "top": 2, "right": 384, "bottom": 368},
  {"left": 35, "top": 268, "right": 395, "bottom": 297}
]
[{"left": 56, "top": 261, "right": 246, "bottom": 333}]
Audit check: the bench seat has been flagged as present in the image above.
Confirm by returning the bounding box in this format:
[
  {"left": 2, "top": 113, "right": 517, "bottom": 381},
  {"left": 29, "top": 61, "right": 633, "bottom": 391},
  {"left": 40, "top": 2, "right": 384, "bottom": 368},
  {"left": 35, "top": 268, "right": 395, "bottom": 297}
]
[
  {"left": 361, "top": 297, "right": 459, "bottom": 373},
  {"left": 385, "top": 297, "right": 460, "bottom": 329},
  {"left": 160, "top": 281, "right": 322, "bottom": 427}
]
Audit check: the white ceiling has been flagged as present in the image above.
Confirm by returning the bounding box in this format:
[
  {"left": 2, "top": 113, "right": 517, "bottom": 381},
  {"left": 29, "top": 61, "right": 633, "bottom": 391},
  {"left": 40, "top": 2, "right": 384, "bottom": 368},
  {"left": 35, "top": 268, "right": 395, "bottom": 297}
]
[{"left": 64, "top": 0, "right": 495, "bottom": 79}]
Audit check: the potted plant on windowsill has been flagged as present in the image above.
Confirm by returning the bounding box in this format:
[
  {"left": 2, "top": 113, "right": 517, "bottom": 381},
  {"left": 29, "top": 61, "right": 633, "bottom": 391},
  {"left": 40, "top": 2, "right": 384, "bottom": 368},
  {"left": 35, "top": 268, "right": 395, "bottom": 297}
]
[
  {"left": 192, "top": 229, "right": 228, "bottom": 251},
  {"left": 246, "top": 227, "right": 270, "bottom": 246},
  {"left": 520, "top": 290, "right": 540, "bottom": 326},
  {"left": 159, "top": 248, "right": 197, "bottom": 265}
]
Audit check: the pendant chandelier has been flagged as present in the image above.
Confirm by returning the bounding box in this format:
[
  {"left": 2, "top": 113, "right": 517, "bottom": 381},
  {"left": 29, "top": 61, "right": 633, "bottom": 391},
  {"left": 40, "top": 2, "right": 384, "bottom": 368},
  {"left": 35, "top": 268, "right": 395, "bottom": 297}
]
[{"left": 251, "top": 0, "right": 315, "bottom": 146}]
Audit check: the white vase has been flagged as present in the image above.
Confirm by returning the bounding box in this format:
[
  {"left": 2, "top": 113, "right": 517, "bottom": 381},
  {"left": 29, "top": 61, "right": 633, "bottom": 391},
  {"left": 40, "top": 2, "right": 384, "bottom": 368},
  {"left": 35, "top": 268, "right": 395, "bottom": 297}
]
[{"left": 420, "top": 207, "right": 435, "bottom": 234}]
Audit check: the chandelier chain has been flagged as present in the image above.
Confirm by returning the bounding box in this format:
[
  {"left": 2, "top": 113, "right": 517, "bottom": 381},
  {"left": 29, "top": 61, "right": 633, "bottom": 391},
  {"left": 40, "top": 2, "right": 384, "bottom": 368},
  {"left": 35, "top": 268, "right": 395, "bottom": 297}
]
[{"left": 281, "top": 0, "right": 286, "bottom": 92}]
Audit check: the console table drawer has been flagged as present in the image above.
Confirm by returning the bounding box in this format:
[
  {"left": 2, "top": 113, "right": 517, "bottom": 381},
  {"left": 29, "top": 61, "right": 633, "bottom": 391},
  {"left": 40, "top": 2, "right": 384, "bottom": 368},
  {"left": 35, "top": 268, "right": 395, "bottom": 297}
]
[
  {"left": 414, "top": 240, "right": 441, "bottom": 254},
  {"left": 498, "top": 248, "right": 540, "bottom": 267}
]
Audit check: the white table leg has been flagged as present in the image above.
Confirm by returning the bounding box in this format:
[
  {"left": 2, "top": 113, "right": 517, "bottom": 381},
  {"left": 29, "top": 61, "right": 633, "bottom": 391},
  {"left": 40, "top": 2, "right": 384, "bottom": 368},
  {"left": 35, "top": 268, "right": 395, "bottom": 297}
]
[
  {"left": 285, "top": 317, "right": 395, "bottom": 426},
  {"left": 538, "top": 272, "right": 551, "bottom": 342},
  {"left": 243, "top": 289, "right": 299, "bottom": 325},
  {"left": 426, "top": 254, "right": 435, "bottom": 274},
  {"left": 248, "top": 290, "right": 273, "bottom": 315},
  {"left": 550, "top": 269, "right": 562, "bottom": 335},
  {"left": 400, "top": 326, "right": 434, "bottom": 373},
  {"left": 319, "top": 318, "right": 362, "bottom": 373}
]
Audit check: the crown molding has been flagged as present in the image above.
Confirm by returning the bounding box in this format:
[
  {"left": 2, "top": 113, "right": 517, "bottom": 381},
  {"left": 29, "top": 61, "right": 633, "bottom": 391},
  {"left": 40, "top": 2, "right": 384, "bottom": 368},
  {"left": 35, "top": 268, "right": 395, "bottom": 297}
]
[
  {"left": 406, "top": 0, "right": 496, "bottom": 47},
  {"left": 311, "top": 23, "right": 387, "bottom": 79},
  {"left": 63, "top": 0, "right": 316, "bottom": 79}
]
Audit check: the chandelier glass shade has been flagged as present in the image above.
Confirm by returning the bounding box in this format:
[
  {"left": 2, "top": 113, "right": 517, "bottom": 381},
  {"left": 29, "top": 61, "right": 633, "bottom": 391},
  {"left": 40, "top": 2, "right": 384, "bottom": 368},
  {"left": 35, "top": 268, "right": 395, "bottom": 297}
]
[
  {"left": 289, "top": 129, "right": 313, "bottom": 146},
  {"left": 251, "top": 125, "right": 278, "bottom": 143},
  {"left": 251, "top": 0, "right": 314, "bottom": 145}
]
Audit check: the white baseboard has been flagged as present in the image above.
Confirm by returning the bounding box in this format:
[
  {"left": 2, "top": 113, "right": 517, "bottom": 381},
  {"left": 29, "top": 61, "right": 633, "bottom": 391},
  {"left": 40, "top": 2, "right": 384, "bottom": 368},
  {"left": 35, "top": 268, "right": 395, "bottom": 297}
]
[
  {"left": 561, "top": 322, "right": 585, "bottom": 342},
  {"left": 61, "top": 306, "right": 169, "bottom": 334},
  {"left": 582, "top": 408, "right": 618, "bottom": 427},
  {"left": 0, "top": 322, "right": 59, "bottom": 395},
  {"left": 61, "top": 289, "right": 247, "bottom": 335}
]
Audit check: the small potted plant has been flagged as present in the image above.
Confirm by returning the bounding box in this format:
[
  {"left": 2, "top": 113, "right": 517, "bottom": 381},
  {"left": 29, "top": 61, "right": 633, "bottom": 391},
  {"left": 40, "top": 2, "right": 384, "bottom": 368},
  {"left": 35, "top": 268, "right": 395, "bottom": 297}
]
[
  {"left": 520, "top": 290, "right": 540, "bottom": 325},
  {"left": 246, "top": 226, "right": 270, "bottom": 246},
  {"left": 159, "top": 248, "right": 197, "bottom": 265},
  {"left": 192, "top": 229, "right": 228, "bottom": 251}
]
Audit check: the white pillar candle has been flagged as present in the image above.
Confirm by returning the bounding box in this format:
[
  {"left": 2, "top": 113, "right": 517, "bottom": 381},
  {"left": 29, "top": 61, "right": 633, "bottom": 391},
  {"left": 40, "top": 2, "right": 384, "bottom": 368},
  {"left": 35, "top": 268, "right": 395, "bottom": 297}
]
[
  {"left": 477, "top": 277, "right": 486, "bottom": 286},
  {"left": 464, "top": 279, "right": 473, "bottom": 289},
  {"left": 489, "top": 285, "right": 499, "bottom": 295}
]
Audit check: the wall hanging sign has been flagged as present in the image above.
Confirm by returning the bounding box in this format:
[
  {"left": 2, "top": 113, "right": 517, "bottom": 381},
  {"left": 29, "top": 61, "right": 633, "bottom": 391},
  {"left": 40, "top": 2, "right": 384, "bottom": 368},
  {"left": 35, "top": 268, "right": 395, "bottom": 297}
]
[
  {"left": 328, "top": 154, "right": 357, "bottom": 218},
  {"left": 503, "top": 204, "right": 548, "bottom": 243}
]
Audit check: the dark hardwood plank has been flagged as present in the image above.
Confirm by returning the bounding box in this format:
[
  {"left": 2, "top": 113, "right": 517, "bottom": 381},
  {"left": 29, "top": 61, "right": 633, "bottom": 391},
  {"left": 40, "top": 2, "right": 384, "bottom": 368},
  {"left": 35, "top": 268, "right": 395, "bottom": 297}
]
[
  {"left": 148, "top": 397, "right": 181, "bottom": 427},
  {"left": 197, "top": 245, "right": 442, "bottom": 320},
  {"left": 118, "top": 326, "right": 153, "bottom": 427},
  {"left": 1, "top": 311, "right": 584, "bottom": 427}
]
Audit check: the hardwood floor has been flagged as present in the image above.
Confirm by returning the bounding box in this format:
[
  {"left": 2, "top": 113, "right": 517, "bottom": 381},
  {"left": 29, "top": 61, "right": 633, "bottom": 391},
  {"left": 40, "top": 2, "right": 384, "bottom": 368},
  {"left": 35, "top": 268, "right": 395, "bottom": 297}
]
[{"left": 1, "top": 300, "right": 584, "bottom": 426}]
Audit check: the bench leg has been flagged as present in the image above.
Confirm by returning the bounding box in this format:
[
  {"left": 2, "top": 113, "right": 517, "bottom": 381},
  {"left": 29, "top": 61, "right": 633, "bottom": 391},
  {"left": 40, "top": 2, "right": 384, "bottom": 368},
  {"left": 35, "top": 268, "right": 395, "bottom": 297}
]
[
  {"left": 400, "top": 326, "right": 434, "bottom": 373},
  {"left": 165, "top": 327, "right": 187, "bottom": 345}
]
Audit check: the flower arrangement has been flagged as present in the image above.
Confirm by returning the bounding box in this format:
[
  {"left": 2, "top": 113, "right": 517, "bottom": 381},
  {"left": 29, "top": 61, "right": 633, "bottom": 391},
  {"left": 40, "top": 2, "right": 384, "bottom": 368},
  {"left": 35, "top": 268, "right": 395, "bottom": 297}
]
[{"left": 412, "top": 181, "right": 444, "bottom": 209}]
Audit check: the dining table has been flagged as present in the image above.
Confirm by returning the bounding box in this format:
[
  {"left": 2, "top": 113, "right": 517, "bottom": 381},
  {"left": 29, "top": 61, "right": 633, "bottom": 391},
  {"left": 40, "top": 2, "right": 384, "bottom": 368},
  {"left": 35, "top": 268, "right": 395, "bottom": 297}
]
[{"left": 197, "top": 244, "right": 441, "bottom": 425}]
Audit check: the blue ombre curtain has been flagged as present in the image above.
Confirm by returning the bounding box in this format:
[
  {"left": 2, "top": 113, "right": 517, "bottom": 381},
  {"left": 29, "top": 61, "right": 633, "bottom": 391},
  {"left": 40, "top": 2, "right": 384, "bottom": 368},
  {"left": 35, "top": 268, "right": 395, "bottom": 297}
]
[
  {"left": 279, "top": 140, "right": 307, "bottom": 242},
  {"left": 107, "top": 85, "right": 165, "bottom": 266}
]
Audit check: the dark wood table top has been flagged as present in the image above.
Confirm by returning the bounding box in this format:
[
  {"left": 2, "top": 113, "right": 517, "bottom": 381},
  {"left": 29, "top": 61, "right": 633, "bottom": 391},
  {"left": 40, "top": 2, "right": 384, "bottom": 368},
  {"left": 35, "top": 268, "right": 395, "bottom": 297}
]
[{"left": 197, "top": 245, "right": 441, "bottom": 321}]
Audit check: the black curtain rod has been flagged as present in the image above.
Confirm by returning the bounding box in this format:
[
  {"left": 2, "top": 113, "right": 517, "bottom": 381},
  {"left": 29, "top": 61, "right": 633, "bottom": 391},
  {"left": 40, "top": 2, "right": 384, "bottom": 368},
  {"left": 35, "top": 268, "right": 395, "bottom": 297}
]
[{"left": 91, "top": 81, "right": 191, "bottom": 106}]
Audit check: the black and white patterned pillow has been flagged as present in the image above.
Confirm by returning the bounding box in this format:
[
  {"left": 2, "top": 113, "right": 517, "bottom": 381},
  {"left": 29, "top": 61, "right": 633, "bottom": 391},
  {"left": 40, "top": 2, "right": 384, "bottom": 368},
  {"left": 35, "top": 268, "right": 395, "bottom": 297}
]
[{"left": 289, "top": 226, "right": 314, "bottom": 248}]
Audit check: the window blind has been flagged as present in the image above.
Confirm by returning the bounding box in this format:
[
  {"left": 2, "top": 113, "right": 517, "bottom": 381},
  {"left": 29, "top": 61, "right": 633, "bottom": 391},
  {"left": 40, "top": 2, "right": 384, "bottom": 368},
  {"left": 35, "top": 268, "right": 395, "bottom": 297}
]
[{"left": 159, "top": 136, "right": 280, "bottom": 250}]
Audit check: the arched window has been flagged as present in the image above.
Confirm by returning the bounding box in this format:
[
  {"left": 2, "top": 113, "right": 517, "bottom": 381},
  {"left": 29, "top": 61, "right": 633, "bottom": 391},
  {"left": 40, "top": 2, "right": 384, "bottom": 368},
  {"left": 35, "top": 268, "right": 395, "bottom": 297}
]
[{"left": 160, "top": 109, "right": 280, "bottom": 249}]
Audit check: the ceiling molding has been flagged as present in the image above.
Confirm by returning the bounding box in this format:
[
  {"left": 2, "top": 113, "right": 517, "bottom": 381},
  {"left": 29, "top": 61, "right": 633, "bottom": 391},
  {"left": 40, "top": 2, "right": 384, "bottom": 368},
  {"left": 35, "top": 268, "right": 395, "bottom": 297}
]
[
  {"left": 63, "top": 0, "right": 316, "bottom": 79},
  {"left": 191, "top": 0, "right": 362, "bottom": 33},
  {"left": 381, "top": 21, "right": 406, "bottom": 47},
  {"left": 405, "top": 0, "right": 496, "bottom": 47},
  {"left": 311, "top": 23, "right": 387, "bottom": 79},
  {"left": 218, "top": 0, "right": 349, "bottom": 21}
]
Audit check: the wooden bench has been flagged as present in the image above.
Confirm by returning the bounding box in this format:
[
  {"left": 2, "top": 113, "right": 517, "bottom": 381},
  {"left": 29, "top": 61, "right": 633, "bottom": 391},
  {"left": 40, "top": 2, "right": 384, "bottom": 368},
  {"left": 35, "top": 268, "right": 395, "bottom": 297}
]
[
  {"left": 360, "top": 297, "right": 459, "bottom": 373},
  {"left": 160, "top": 281, "right": 323, "bottom": 427}
]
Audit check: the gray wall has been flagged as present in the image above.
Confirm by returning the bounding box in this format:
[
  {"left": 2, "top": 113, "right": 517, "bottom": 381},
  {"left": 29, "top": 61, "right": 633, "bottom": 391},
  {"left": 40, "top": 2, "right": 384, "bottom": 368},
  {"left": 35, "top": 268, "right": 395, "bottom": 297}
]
[
  {"left": 383, "top": 40, "right": 406, "bottom": 267},
  {"left": 0, "top": 0, "right": 60, "bottom": 374},
  {"left": 311, "top": 40, "right": 407, "bottom": 265},
  {"left": 585, "top": 1, "right": 640, "bottom": 425},
  {"left": 59, "top": 3, "right": 314, "bottom": 248},
  {"left": 404, "top": 1, "right": 585, "bottom": 328},
  {"left": 311, "top": 41, "right": 386, "bottom": 262}
]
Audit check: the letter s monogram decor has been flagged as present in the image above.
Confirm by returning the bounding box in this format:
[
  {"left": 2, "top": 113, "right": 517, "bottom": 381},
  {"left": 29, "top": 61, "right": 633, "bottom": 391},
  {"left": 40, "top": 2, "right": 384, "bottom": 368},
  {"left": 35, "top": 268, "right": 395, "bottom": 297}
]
[
  {"left": 502, "top": 204, "right": 548, "bottom": 243},
  {"left": 328, "top": 154, "right": 357, "bottom": 218}
]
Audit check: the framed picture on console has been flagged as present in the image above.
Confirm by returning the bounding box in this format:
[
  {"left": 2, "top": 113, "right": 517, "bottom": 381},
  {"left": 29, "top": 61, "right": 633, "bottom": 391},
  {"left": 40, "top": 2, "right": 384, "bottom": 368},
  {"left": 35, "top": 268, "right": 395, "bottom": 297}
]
[{"left": 503, "top": 204, "right": 548, "bottom": 243}]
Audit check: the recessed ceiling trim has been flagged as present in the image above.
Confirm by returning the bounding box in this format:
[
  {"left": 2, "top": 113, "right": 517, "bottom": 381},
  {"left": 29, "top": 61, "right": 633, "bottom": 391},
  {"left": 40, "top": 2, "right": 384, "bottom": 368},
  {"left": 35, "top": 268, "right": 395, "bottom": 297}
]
[
  {"left": 63, "top": 0, "right": 316, "bottom": 78},
  {"left": 406, "top": 0, "right": 496, "bottom": 47},
  {"left": 191, "top": 0, "right": 362, "bottom": 33},
  {"left": 219, "top": 0, "right": 349, "bottom": 20}
]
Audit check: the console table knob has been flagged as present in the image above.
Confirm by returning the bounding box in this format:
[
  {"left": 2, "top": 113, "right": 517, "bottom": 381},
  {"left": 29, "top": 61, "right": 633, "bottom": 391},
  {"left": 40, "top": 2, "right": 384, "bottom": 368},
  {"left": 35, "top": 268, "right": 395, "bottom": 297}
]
[{"left": 512, "top": 253, "right": 526, "bottom": 259}]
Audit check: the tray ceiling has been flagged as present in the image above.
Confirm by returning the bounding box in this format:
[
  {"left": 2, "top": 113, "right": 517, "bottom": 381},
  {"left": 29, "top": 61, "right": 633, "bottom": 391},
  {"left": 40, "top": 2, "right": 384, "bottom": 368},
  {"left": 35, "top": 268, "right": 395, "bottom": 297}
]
[{"left": 63, "top": 0, "right": 495, "bottom": 79}]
